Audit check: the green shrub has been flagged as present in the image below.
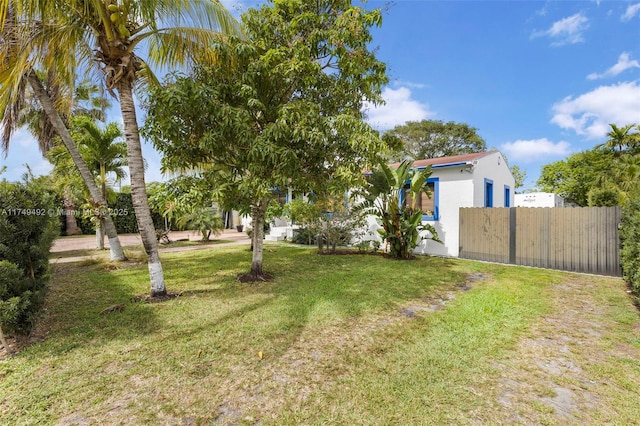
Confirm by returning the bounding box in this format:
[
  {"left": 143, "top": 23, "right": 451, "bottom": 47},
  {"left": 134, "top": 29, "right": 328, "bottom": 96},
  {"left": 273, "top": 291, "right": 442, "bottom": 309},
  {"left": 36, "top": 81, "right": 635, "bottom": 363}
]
[
  {"left": 293, "top": 227, "right": 318, "bottom": 245},
  {"left": 109, "top": 192, "right": 165, "bottom": 234},
  {"left": 620, "top": 198, "right": 640, "bottom": 301},
  {"left": 0, "top": 180, "right": 58, "bottom": 332}
]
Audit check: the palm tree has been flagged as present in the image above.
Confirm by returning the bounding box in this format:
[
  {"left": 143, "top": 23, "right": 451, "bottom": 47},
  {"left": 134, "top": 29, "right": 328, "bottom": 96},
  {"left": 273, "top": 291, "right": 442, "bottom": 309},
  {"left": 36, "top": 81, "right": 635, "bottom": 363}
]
[
  {"left": 0, "top": 7, "right": 126, "bottom": 260},
  {"left": 601, "top": 123, "right": 637, "bottom": 154},
  {"left": 17, "top": 78, "right": 111, "bottom": 236},
  {"left": 72, "top": 116, "right": 128, "bottom": 249},
  {"left": 2, "top": 0, "right": 242, "bottom": 296}
]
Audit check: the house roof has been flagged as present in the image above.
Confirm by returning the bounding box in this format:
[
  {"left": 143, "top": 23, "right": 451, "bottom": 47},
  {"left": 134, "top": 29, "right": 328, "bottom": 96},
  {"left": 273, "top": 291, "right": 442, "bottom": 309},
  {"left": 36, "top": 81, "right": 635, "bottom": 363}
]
[{"left": 391, "top": 151, "right": 497, "bottom": 169}]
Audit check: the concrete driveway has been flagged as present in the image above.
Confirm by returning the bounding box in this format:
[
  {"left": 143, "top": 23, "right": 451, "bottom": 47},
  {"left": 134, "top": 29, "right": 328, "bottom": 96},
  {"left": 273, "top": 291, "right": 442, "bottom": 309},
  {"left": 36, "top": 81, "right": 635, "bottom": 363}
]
[{"left": 50, "top": 229, "right": 251, "bottom": 263}]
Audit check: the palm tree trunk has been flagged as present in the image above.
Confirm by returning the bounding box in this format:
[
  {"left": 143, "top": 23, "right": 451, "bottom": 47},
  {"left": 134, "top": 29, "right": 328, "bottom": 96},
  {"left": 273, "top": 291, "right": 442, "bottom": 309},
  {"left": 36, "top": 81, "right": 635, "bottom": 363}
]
[
  {"left": 63, "top": 195, "right": 82, "bottom": 235},
  {"left": 98, "top": 175, "right": 107, "bottom": 250},
  {"left": 117, "top": 81, "right": 166, "bottom": 296},
  {"left": 250, "top": 201, "right": 267, "bottom": 277},
  {"left": 96, "top": 221, "right": 105, "bottom": 250},
  {"left": 26, "top": 71, "right": 126, "bottom": 261}
]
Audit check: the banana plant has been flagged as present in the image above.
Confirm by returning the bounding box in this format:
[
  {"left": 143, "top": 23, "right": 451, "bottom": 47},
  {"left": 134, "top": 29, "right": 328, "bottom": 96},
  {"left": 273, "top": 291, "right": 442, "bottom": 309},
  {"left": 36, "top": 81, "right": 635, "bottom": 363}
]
[{"left": 355, "top": 160, "right": 441, "bottom": 259}]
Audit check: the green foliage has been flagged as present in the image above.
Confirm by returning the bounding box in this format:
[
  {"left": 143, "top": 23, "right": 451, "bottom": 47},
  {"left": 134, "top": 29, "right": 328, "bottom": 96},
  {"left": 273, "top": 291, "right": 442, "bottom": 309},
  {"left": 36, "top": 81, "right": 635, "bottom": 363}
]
[
  {"left": 109, "top": 191, "right": 164, "bottom": 234},
  {"left": 176, "top": 207, "right": 223, "bottom": 241},
  {"left": 537, "top": 148, "right": 616, "bottom": 206},
  {"left": 110, "top": 192, "right": 138, "bottom": 234},
  {"left": 144, "top": 0, "right": 390, "bottom": 274},
  {"left": 0, "top": 178, "right": 58, "bottom": 332},
  {"left": 385, "top": 119, "right": 486, "bottom": 161},
  {"left": 355, "top": 239, "right": 381, "bottom": 253},
  {"left": 620, "top": 197, "right": 640, "bottom": 301},
  {"left": 355, "top": 161, "right": 441, "bottom": 259},
  {"left": 510, "top": 164, "right": 527, "bottom": 191},
  {"left": 537, "top": 123, "right": 639, "bottom": 206},
  {"left": 292, "top": 227, "right": 319, "bottom": 245},
  {"left": 285, "top": 198, "right": 322, "bottom": 226},
  {"left": 316, "top": 207, "right": 366, "bottom": 253},
  {"left": 285, "top": 196, "right": 365, "bottom": 251},
  {"left": 0, "top": 261, "right": 30, "bottom": 332},
  {"left": 587, "top": 187, "right": 622, "bottom": 207}
]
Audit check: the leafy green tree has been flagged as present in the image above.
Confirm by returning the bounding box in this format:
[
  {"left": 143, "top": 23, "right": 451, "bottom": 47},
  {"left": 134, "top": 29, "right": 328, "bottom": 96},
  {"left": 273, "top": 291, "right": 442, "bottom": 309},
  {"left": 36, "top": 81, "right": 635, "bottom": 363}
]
[
  {"left": 147, "top": 177, "right": 223, "bottom": 235},
  {"left": 538, "top": 124, "right": 639, "bottom": 206},
  {"left": 537, "top": 148, "right": 615, "bottom": 206},
  {"left": 2, "top": 0, "right": 241, "bottom": 296},
  {"left": 510, "top": 164, "right": 527, "bottom": 192},
  {"left": 385, "top": 120, "right": 487, "bottom": 160},
  {"left": 145, "top": 0, "right": 389, "bottom": 279},
  {"left": 355, "top": 160, "right": 441, "bottom": 259}
]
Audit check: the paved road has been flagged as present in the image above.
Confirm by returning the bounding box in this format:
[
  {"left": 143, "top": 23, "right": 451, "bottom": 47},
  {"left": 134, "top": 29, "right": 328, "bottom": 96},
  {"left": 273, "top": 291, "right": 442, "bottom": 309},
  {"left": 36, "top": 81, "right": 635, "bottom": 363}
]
[{"left": 50, "top": 229, "right": 251, "bottom": 264}]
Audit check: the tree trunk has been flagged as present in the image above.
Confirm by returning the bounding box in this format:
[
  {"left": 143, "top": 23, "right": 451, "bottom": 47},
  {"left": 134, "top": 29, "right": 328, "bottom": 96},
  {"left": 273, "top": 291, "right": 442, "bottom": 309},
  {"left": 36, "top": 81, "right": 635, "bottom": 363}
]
[
  {"left": 96, "top": 220, "right": 105, "bottom": 250},
  {"left": 0, "top": 325, "right": 11, "bottom": 355},
  {"left": 117, "top": 81, "right": 166, "bottom": 296},
  {"left": 250, "top": 201, "right": 267, "bottom": 277},
  {"left": 26, "top": 71, "right": 126, "bottom": 261},
  {"left": 63, "top": 195, "right": 82, "bottom": 235}
]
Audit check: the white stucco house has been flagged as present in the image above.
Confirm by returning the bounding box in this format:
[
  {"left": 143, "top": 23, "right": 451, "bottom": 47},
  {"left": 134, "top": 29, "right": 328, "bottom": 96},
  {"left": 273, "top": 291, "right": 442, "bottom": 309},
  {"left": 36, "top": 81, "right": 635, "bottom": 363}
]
[
  {"left": 265, "top": 150, "right": 515, "bottom": 256},
  {"left": 375, "top": 150, "right": 515, "bottom": 257},
  {"left": 514, "top": 192, "right": 564, "bottom": 207}
]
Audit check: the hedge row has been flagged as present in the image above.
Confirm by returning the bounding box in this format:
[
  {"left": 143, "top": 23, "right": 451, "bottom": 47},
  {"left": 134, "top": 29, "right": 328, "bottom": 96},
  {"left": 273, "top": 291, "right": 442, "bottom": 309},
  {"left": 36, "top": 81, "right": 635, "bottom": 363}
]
[
  {"left": 62, "top": 192, "right": 165, "bottom": 236},
  {"left": 0, "top": 180, "right": 58, "bottom": 333},
  {"left": 620, "top": 198, "right": 640, "bottom": 302}
]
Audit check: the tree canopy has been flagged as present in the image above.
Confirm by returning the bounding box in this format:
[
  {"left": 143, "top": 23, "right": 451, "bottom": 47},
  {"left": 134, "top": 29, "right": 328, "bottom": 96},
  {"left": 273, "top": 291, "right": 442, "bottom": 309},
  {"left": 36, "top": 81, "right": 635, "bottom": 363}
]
[
  {"left": 537, "top": 123, "right": 639, "bottom": 206},
  {"left": 144, "top": 0, "right": 390, "bottom": 278},
  {"left": 385, "top": 119, "right": 487, "bottom": 160},
  {"left": 2, "top": 0, "right": 243, "bottom": 296}
]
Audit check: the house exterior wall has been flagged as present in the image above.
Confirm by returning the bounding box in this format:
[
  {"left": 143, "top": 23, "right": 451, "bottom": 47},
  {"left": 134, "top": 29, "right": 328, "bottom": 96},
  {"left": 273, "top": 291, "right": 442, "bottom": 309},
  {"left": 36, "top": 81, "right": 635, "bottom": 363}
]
[
  {"left": 417, "top": 151, "right": 515, "bottom": 257},
  {"left": 471, "top": 151, "right": 514, "bottom": 208},
  {"left": 414, "top": 167, "right": 473, "bottom": 257}
]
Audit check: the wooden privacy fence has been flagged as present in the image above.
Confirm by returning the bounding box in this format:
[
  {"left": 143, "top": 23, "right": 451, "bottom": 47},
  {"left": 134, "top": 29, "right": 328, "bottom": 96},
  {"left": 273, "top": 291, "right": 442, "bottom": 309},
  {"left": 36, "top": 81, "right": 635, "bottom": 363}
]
[{"left": 459, "top": 207, "right": 622, "bottom": 276}]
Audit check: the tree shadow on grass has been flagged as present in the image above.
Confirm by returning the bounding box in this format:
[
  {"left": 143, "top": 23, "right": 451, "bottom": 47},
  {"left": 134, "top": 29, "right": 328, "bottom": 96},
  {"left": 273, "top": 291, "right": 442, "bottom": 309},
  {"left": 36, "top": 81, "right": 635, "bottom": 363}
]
[
  {"left": 21, "top": 261, "right": 162, "bottom": 358},
  {"left": 30, "top": 247, "right": 463, "bottom": 365}
]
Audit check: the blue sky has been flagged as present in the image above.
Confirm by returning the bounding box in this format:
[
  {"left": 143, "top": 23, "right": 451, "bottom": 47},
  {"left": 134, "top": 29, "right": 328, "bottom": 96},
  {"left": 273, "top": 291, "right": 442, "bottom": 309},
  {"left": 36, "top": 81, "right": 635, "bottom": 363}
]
[{"left": 1, "top": 0, "right": 639, "bottom": 190}]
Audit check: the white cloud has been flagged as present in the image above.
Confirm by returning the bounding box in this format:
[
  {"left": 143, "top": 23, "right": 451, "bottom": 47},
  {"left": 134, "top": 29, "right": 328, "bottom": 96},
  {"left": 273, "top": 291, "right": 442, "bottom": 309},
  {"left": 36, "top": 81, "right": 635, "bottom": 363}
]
[
  {"left": 391, "top": 79, "right": 427, "bottom": 90},
  {"left": 364, "top": 87, "right": 435, "bottom": 130},
  {"left": 587, "top": 52, "right": 640, "bottom": 80},
  {"left": 501, "top": 138, "right": 572, "bottom": 163},
  {"left": 621, "top": 2, "right": 640, "bottom": 21},
  {"left": 551, "top": 81, "right": 640, "bottom": 139},
  {"left": 531, "top": 12, "right": 589, "bottom": 46}
]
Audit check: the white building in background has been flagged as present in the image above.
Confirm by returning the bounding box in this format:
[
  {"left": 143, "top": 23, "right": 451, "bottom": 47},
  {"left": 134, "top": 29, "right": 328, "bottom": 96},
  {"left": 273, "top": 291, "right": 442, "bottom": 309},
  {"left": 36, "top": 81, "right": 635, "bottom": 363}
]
[{"left": 514, "top": 192, "right": 564, "bottom": 208}]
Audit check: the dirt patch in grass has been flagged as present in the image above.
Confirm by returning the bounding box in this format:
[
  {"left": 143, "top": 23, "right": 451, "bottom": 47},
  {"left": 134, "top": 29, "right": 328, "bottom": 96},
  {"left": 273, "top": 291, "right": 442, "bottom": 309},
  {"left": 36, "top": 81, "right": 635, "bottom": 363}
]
[
  {"left": 212, "top": 272, "right": 491, "bottom": 424},
  {"left": 236, "top": 272, "right": 275, "bottom": 283},
  {"left": 489, "top": 274, "right": 640, "bottom": 424},
  {"left": 132, "top": 291, "right": 183, "bottom": 303}
]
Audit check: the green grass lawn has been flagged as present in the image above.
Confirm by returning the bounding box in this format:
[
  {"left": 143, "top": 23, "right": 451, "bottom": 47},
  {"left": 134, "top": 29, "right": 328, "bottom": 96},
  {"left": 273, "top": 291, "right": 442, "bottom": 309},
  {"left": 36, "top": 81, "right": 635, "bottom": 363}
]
[{"left": 1, "top": 246, "right": 639, "bottom": 424}]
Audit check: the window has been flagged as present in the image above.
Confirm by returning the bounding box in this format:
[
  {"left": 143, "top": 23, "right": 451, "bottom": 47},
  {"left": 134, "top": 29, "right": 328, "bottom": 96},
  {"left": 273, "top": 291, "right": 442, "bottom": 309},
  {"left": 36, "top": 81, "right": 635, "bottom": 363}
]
[
  {"left": 484, "top": 178, "right": 494, "bottom": 207},
  {"left": 402, "top": 177, "right": 439, "bottom": 220},
  {"left": 504, "top": 185, "right": 511, "bottom": 207}
]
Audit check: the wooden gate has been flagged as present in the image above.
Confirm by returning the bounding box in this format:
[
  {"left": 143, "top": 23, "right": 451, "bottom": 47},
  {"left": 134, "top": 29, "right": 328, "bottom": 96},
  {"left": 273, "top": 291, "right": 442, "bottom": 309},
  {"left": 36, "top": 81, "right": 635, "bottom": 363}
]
[{"left": 459, "top": 207, "right": 622, "bottom": 276}]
